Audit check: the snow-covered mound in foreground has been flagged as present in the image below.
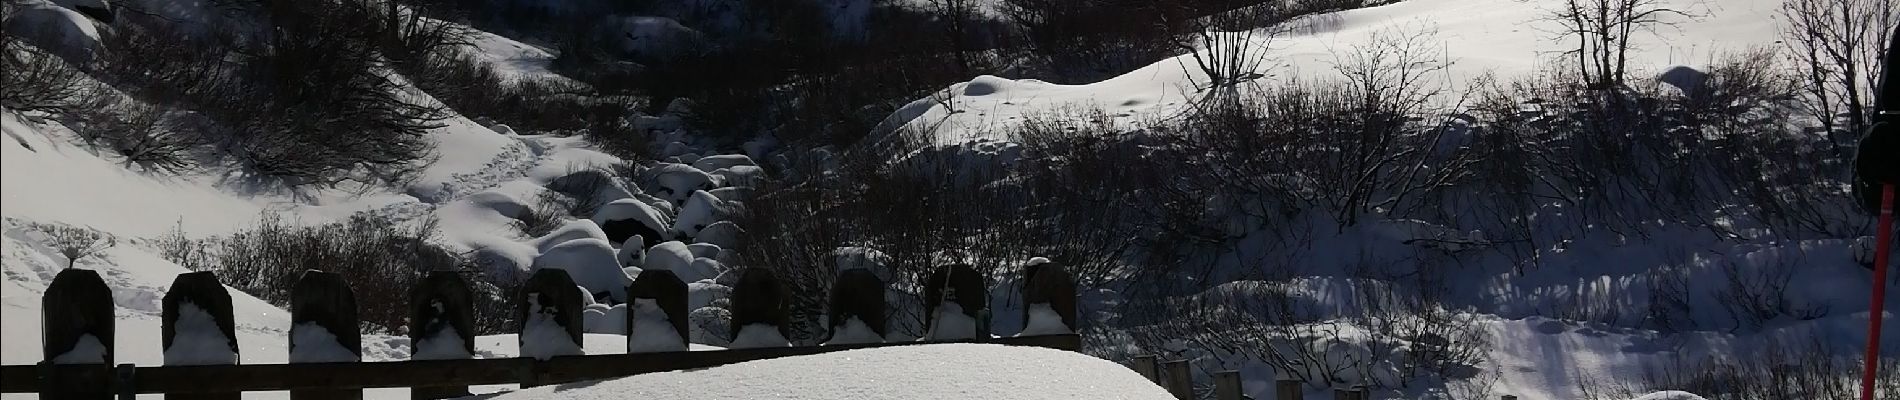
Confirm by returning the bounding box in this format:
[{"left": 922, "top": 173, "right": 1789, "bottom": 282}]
[
  {"left": 473, "top": 344, "right": 1173, "bottom": 400},
  {"left": 1630, "top": 391, "right": 1708, "bottom": 400}
]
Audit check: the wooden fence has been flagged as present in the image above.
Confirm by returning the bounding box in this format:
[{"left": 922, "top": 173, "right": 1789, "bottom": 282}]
[
  {"left": 2, "top": 264, "right": 1082, "bottom": 399},
  {"left": 1128, "top": 356, "right": 1526, "bottom": 400}
]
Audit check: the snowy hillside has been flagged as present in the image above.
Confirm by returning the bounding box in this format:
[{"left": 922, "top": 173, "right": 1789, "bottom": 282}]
[{"left": 3, "top": 0, "right": 1896, "bottom": 398}]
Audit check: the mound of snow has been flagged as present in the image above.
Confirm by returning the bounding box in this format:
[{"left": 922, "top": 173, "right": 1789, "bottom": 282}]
[
  {"left": 924, "top": 303, "right": 979, "bottom": 340},
  {"left": 529, "top": 219, "right": 610, "bottom": 253},
  {"left": 163, "top": 303, "right": 237, "bottom": 366},
  {"left": 478, "top": 344, "right": 1173, "bottom": 400},
  {"left": 531, "top": 238, "right": 631, "bottom": 302},
  {"left": 519, "top": 297, "right": 582, "bottom": 360},
  {"left": 616, "top": 235, "right": 647, "bottom": 266},
  {"left": 650, "top": 163, "right": 714, "bottom": 205},
  {"left": 671, "top": 190, "right": 737, "bottom": 239},
  {"left": 289, "top": 322, "right": 360, "bottom": 363},
  {"left": 822, "top": 317, "right": 883, "bottom": 346},
  {"left": 1018, "top": 303, "right": 1073, "bottom": 336},
  {"left": 644, "top": 241, "right": 695, "bottom": 271},
  {"left": 1630, "top": 392, "right": 1708, "bottom": 400},
  {"left": 591, "top": 199, "right": 670, "bottom": 244}
]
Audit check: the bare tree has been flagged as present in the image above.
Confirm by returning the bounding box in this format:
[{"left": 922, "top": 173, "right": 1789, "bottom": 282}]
[
  {"left": 1780, "top": 0, "right": 1898, "bottom": 137},
  {"left": 1541, "top": 0, "right": 1698, "bottom": 89},
  {"left": 1171, "top": 1, "right": 1282, "bottom": 90}
]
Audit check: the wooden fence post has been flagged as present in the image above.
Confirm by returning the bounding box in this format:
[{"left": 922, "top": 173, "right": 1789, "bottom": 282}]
[
  {"left": 1501, "top": 396, "right": 1518, "bottom": 400},
  {"left": 1276, "top": 379, "right": 1303, "bottom": 400},
  {"left": 923, "top": 264, "right": 987, "bottom": 340},
  {"left": 825, "top": 268, "right": 886, "bottom": 344},
  {"left": 625, "top": 269, "right": 688, "bottom": 352},
  {"left": 1214, "top": 370, "right": 1242, "bottom": 400},
  {"left": 41, "top": 268, "right": 114, "bottom": 399},
  {"left": 728, "top": 268, "right": 790, "bottom": 348},
  {"left": 1334, "top": 388, "right": 1351, "bottom": 400},
  {"left": 1162, "top": 360, "right": 1192, "bottom": 400},
  {"left": 518, "top": 269, "right": 584, "bottom": 387},
  {"left": 290, "top": 270, "right": 361, "bottom": 400},
  {"left": 1130, "top": 355, "right": 1160, "bottom": 383},
  {"left": 1021, "top": 262, "right": 1077, "bottom": 333},
  {"left": 162, "top": 271, "right": 239, "bottom": 400},
  {"left": 409, "top": 270, "right": 476, "bottom": 400}
]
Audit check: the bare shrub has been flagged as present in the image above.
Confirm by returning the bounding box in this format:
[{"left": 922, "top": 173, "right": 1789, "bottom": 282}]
[
  {"left": 66, "top": 96, "right": 205, "bottom": 173},
  {"left": 1542, "top": 0, "right": 1700, "bottom": 88},
  {"left": 1779, "top": 0, "right": 1897, "bottom": 137},
  {"left": 0, "top": 38, "right": 89, "bottom": 115},
  {"left": 35, "top": 224, "right": 116, "bottom": 269}
]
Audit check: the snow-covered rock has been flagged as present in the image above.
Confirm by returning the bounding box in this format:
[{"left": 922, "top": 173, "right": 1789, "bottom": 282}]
[
  {"left": 591, "top": 198, "right": 670, "bottom": 249},
  {"left": 531, "top": 238, "right": 631, "bottom": 302},
  {"left": 670, "top": 190, "right": 740, "bottom": 240},
  {"left": 693, "top": 221, "right": 743, "bottom": 248},
  {"left": 528, "top": 219, "right": 611, "bottom": 253},
  {"left": 650, "top": 163, "right": 714, "bottom": 206},
  {"left": 616, "top": 235, "right": 646, "bottom": 267},
  {"left": 582, "top": 304, "right": 628, "bottom": 335},
  {"left": 691, "top": 155, "right": 756, "bottom": 172},
  {"left": 644, "top": 241, "right": 695, "bottom": 272}
]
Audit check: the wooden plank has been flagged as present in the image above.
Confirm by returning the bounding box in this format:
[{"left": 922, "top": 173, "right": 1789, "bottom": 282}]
[
  {"left": 162, "top": 271, "right": 239, "bottom": 400},
  {"left": 409, "top": 270, "right": 476, "bottom": 400},
  {"left": 924, "top": 264, "right": 988, "bottom": 339},
  {"left": 42, "top": 268, "right": 115, "bottom": 399},
  {"left": 729, "top": 268, "right": 790, "bottom": 344},
  {"left": 517, "top": 268, "right": 584, "bottom": 388},
  {"left": 290, "top": 270, "right": 361, "bottom": 400},
  {"left": 1022, "top": 262, "right": 1077, "bottom": 331},
  {"left": 1276, "top": 379, "right": 1304, "bottom": 400},
  {"left": 1130, "top": 355, "right": 1159, "bottom": 383},
  {"left": 0, "top": 334, "right": 1082, "bottom": 394},
  {"left": 1213, "top": 370, "right": 1241, "bottom": 400},
  {"left": 826, "top": 268, "right": 887, "bottom": 341},
  {"left": 625, "top": 269, "right": 689, "bottom": 351},
  {"left": 1162, "top": 360, "right": 1191, "bottom": 400}
]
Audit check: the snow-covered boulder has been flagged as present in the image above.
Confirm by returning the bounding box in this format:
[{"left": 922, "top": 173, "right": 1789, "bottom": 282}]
[
  {"left": 645, "top": 241, "right": 695, "bottom": 272},
  {"left": 710, "top": 166, "right": 766, "bottom": 189},
  {"left": 4, "top": 1, "right": 103, "bottom": 63},
  {"left": 650, "top": 163, "right": 714, "bottom": 206},
  {"left": 686, "top": 242, "right": 722, "bottom": 259},
  {"left": 582, "top": 303, "right": 628, "bottom": 334},
  {"left": 591, "top": 198, "right": 670, "bottom": 249},
  {"left": 528, "top": 219, "right": 610, "bottom": 253},
  {"left": 532, "top": 238, "right": 631, "bottom": 302},
  {"left": 671, "top": 190, "right": 742, "bottom": 240},
  {"left": 693, "top": 221, "right": 743, "bottom": 248},
  {"left": 615, "top": 235, "right": 646, "bottom": 267},
  {"left": 692, "top": 155, "right": 756, "bottom": 172}
]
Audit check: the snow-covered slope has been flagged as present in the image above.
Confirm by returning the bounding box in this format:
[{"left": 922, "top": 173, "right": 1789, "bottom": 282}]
[
  {"left": 889, "top": 0, "right": 1784, "bottom": 145},
  {"left": 476, "top": 343, "right": 1175, "bottom": 400}
]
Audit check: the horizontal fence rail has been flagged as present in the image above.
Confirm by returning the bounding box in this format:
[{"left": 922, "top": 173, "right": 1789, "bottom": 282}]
[{"left": 4, "top": 262, "right": 1083, "bottom": 399}]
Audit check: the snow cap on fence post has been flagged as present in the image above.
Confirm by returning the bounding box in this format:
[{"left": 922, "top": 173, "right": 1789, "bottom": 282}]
[
  {"left": 823, "top": 268, "right": 887, "bottom": 345},
  {"left": 161, "top": 271, "right": 238, "bottom": 366},
  {"left": 1019, "top": 258, "right": 1076, "bottom": 335},
  {"left": 727, "top": 268, "right": 791, "bottom": 348},
  {"left": 290, "top": 270, "right": 361, "bottom": 363},
  {"left": 923, "top": 263, "right": 986, "bottom": 340},
  {"left": 519, "top": 268, "right": 585, "bottom": 360},
  {"left": 625, "top": 268, "right": 689, "bottom": 352}
]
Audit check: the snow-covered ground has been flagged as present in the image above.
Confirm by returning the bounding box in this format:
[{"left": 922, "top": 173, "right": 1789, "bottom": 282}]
[{"left": 475, "top": 344, "right": 1175, "bottom": 400}]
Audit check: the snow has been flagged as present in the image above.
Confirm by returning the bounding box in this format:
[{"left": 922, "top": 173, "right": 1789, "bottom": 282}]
[
  {"left": 924, "top": 303, "right": 980, "bottom": 341},
  {"left": 528, "top": 219, "right": 610, "bottom": 253},
  {"left": 518, "top": 297, "right": 582, "bottom": 360},
  {"left": 474, "top": 344, "right": 1174, "bottom": 400},
  {"left": 590, "top": 199, "right": 669, "bottom": 240},
  {"left": 289, "top": 322, "right": 359, "bottom": 363},
  {"left": 412, "top": 326, "right": 472, "bottom": 360},
  {"left": 530, "top": 238, "right": 630, "bottom": 302},
  {"left": 616, "top": 235, "right": 647, "bottom": 266},
  {"left": 162, "top": 302, "right": 237, "bottom": 366},
  {"left": 728, "top": 324, "right": 791, "bottom": 349},
  {"left": 690, "top": 155, "right": 756, "bottom": 172},
  {"left": 50, "top": 334, "right": 107, "bottom": 364},
  {"left": 627, "top": 299, "right": 688, "bottom": 353},
  {"left": 651, "top": 163, "right": 714, "bottom": 206},
  {"left": 693, "top": 221, "right": 743, "bottom": 248},
  {"left": 822, "top": 317, "right": 884, "bottom": 346},
  {"left": 1017, "top": 303, "right": 1072, "bottom": 336},
  {"left": 1630, "top": 391, "right": 1709, "bottom": 400},
  {"left": 582, "top": 303, "right": 628, "bottom": 334},
  {"left": 4, "top": 1, "right": 103, "bottom": 60},
  {"left": 670, "top": 190, "right": 733, "bottom": 239},
  {"left": 686, "top": 281, "right": 731, "bottom": 311},
  {"left": 642, "top": 241, "right": 695, "bottom": 273}
]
